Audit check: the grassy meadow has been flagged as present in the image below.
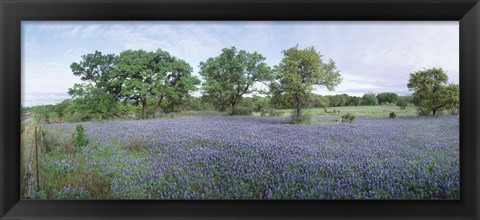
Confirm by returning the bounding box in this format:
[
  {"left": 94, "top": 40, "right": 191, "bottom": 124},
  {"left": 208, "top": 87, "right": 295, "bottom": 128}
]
[{"left": 21, "top": 105, "right": 459, "bottom": 200}]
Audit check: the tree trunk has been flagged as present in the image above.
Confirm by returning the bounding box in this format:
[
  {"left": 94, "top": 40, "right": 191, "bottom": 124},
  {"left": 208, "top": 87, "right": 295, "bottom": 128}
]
[
  {"left": 294, "top": 94, "right": 301, "bottom": 124},
  {"left": 231, "top": 101, "right": 237, "bottom": 115},
  {"left": 141, "top": 99, "right": 148, "bottom": 119},
  {"left": 432, "top": 108, "right": 437, "bottom": 116},
  {"left": 154, "top": 97, "right": 164, "bottom": 118}
]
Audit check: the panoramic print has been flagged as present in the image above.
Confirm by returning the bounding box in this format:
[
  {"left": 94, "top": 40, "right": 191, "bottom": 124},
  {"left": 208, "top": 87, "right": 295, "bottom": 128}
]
[{"left": 21, "top": 21, "right": 459, "bottom": 199}]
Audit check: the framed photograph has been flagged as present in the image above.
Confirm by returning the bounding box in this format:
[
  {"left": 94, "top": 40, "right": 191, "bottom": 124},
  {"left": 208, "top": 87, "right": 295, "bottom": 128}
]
[{"left": 1, "top": 0, "right": 479, "bottom": 219}]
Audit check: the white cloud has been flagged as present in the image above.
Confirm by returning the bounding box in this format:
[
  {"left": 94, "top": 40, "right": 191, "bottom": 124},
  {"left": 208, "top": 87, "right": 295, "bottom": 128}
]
[{"left": 22, "top": 21, "right": 459, "bottom": 106}]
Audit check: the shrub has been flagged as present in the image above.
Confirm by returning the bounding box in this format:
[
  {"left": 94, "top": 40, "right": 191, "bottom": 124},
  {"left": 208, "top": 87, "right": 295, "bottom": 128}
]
[
  {"left": 389, "top": 112, "right": 397, "bottom": 118},
  {"left": 124, "top": 138, "right": 147, "bottom": 151},
  {"left": 340, "top": 113, "right": 355, "bottom": 123},
  {"left": 396, "top": 98, "right": 408, "bottom": 109},
  {"left": 291, "top": 111, "right": 312, "bottom": 125},
  {"left": 361, "top": 93, "right": 379, "bottom": 106},
  {"left": 417, "top": 107, "right": 431, "bottom": 116},
  {"left": 63, "top": 112, "right": 83, "bottom": 123},
  {"left": 74, "top": 124, "right": 88, "bottom": 150}
]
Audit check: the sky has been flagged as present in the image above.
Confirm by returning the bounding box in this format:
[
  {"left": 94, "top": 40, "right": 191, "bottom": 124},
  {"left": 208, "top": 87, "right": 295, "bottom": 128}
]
[{"left": 22, "top": 21, "right": 459, "bottom": 107}]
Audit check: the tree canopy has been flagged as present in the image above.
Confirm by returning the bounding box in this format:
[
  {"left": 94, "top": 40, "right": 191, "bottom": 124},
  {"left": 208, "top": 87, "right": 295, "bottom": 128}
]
[
  {"left": 361, "top": 93, "right": 379, "bottom": 106},
  {"left": 69, "top": 49, "right": 200, "bottom": 120},
  {"left": 115, "top": 49, "right": 200, "bottom": 118},
  {"left": 70, "top": 51, "right": 121, "bottom": 99},
  {"left": 199, "top": 47, "right": 272, "bottom": 114},
  {"left": 271, "top": 45, "right": 342, "bottom": 124},
  {"left": 407, "top": 67, "right": 459, "bottom": 116},
  {"left": 376, "top": 92, "right": 399, "bottom": 105}
]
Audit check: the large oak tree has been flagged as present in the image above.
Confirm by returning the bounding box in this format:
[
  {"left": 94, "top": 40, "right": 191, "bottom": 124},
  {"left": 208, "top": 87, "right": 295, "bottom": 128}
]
[
  {"left": 199, "top": 47, "right": 272, "bottom": 114},
  {"left": 271, "top": 45, "right": 342, "bottom": 124},
  {"left": 116, "top": 49, "right": 200, "bottom": 119},
  {"left": 407, "top": 67, "right": 459, "bottom": 116}
]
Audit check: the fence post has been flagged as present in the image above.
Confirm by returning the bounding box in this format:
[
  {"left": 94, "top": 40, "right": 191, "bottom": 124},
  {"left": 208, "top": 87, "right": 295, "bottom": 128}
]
[{"left": 35, "top": 126, "right": 40, "bottom": 192}]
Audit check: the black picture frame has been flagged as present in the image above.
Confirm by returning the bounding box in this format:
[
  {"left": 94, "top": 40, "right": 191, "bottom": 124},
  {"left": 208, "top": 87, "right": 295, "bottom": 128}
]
[{"left": 1, "top": 0, "right": 479, "bottom": 219}]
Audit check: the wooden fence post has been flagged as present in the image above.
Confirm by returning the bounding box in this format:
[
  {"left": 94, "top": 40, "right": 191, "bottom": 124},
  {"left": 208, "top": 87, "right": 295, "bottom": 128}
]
[{"left": 35, "top": 126, "right": 40, "bottom": 192}]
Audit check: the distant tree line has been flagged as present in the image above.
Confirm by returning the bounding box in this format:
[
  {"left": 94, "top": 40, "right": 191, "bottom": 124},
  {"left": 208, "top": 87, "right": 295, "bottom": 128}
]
[{"left": 26, "top": 46, "right": 459, "bottom": 124}]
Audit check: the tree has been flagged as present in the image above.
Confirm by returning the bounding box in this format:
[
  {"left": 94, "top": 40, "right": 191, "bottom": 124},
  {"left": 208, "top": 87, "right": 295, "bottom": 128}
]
[
  {"left": 148, "top": 50, "right": 200, "bottom": 115},
  {"left": 310, "top": 94, "right": 330, "bottom": 108},
  {"left": 68, "top": 83, "right": 117, "bottom": 120},
  {"left": 70, "top": 51, "right": 121, "bottom": 99},
  {"left": 112, "top": 50, "right": 153, "bottom": 119},
  {"left": 69, "top": 51, "right": 121, "bottom": 120},
  {"left": 376, "top": 92, "right": 399, "bottom": 105},
  {"left": 199, "top": 47, "right": 272, "bottom": 114},
  {"left": 348, "top": 96, "right": 361, "bottom": 106},
  {"left": 271, "top": 45, "right": 342, "bottom": 124},
  {"left": 116, "top": 49, "right": 199, "bottom": 118},
  {"left": 361, "top": 93, "right": 378, "bottom": 106},
  {"left": 407, "top": 67, "right": 458, "bottom": 116},
  {"left": 396, "top": 97, "right": 408, "bottom": 109},
  {"left": 328, "top": 94, "right": 349, "bottom": 107}
]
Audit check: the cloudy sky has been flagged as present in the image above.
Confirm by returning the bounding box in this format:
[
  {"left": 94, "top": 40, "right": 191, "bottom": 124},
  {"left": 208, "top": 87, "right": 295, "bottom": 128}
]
[{"left": 22, "top": 21, "right": 459, "bottom": 107}]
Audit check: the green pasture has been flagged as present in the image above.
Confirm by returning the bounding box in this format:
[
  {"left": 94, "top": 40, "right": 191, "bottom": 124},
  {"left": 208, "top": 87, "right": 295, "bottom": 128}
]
[{"left": 273, "top": 105, "right": 417, "bottom": 118}]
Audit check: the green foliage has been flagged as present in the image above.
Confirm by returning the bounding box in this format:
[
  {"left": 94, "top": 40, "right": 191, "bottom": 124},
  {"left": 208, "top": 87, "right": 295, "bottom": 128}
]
[
  {"left": 269, "top": 109, "right": 284, "bottom": 117},
  {"left": 70, "top": 49, "right": 199, "bottom": 120},
  {"left": 251, "top": 96, "right": 271, "bottom": 112},
  {"left": 416, "top": 107, "right": 432, "bottom": 116},
  {"left": 328, "top": 94, "right": 350, "bottom": 107},
  {"left": 407, "top": 67, "right": 459, "bottom": 116},
  {"left": 347, "top": 96, "right": 361, "bottom": 106},
  {"left": 70, "top": 51, "right": 120, "bottom": 97},
  {"left": 291, "top": 110, "right": 313, "bottom": 125},
  {"left": 389, "top": 112, "right": 397, "bottom": 118},
  {"left": 260, "top": 110, "right": 267, "bottom": 117},
  {"left": 396, "top": 98, "right": 408, "bottom": 109},
  {"left": 361, "top": 93, "right": 379, "bottom": 106},
  {"left": 116, "top": 102, "right": 141, "bottom": 119},
  {"left": 34, "top": 190, "right": 47, "bottom": 199},
  {"left": 261, "top": 108, "right": 283, "bottom": 117},
  {"left": 310, "top": 94, "right": 330, "bottom": 108},
  {"left": 74, "top": 124, "right": 88, "bottom": 150},
  {"left": 377, "top": 92, "right": 399, "bottom": 105},
  {"left": 228, "top": 106, "right": 253, "bottom": 116},
  {"left": 180, "top": 96, "right": 215, "bottom": 112},
  {"left": 271, "top": 45, "right": 342, "bottom": 124},
  {"left": 340, "top": 113, "right": 355, "bottom": 123},
  {"left": 33, "top": 105, "right": 55, "bottom": 124},
  {"left": 68, "top": 84, "right": 117, "bottom": 121},
  {"left": 199, "top": 47, "right": 272, "bottom": 113},
  {"left": 21, "top": 106, "right": 32, "bottom": 115}
]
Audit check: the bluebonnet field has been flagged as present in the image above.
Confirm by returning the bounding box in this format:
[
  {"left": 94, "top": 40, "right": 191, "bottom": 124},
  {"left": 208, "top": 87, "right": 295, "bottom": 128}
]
[{"left": 45, "top": 116, "right": 459, "bottom": 199}]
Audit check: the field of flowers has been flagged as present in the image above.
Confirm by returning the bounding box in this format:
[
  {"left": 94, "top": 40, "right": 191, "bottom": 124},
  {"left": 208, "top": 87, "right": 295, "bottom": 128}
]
[{"left": 44, "top": 116, "right": 459, "bottom": 199}]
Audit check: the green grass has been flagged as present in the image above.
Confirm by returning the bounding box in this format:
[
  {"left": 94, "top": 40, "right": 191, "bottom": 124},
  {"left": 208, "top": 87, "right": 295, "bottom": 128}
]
[
  {"left": 20, "top": 118, "right": 35, "bottom": 198},
  {"left": 274, "top": 105, "right": 417, "bottom": 118}
]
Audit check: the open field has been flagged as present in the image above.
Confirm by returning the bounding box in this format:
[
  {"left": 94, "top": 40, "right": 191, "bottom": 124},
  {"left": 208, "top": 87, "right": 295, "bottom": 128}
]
[
  {"left": 274, "top": 105, "right": 418, "bottom": 118},
  {"left": 31, "top": 112, "right": 460, "bottom": 200}
]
